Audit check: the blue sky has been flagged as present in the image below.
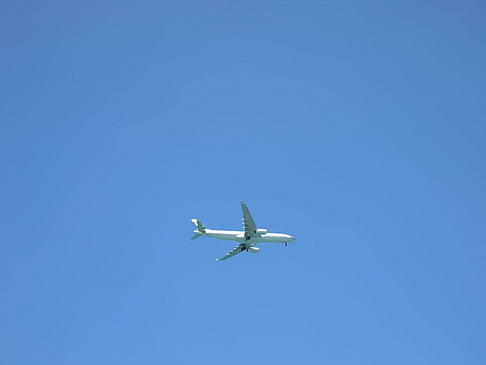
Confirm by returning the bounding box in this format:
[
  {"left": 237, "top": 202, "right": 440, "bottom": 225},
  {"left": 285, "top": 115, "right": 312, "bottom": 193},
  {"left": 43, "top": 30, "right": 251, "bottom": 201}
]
[{"left": 1, "top": 1, "right": 485, "bottom": 364}]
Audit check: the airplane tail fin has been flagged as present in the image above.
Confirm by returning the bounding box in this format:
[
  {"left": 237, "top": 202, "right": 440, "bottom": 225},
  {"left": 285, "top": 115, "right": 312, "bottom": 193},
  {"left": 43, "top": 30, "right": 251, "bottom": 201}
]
[{"left": 191, "top": 219, "right": 206, "bottom": 233}]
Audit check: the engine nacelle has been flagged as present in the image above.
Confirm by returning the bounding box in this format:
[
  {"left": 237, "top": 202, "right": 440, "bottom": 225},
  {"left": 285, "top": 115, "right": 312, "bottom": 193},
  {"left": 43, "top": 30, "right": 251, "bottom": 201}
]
[
  {"left": 247, "top": 246, "right": 260, "bottom": 253},
  {"left": 256, "top": 229, "right": 267, "bottom": 235}
]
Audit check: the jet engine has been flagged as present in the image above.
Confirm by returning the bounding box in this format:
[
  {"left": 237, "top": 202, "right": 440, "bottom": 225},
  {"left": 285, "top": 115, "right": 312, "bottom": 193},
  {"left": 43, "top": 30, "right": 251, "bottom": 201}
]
[
  {"left": 256, "top": 229, "right": 267, "bottom": 234},
  {"left": 247, "top": 246, "right": 260, "bottom": 253}
]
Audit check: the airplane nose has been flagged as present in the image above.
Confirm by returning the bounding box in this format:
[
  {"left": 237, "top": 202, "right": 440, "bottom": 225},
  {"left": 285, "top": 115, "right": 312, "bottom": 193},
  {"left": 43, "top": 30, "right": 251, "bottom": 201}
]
[{"left": 290, "top": 236, "right": 295, "bottom": 241}]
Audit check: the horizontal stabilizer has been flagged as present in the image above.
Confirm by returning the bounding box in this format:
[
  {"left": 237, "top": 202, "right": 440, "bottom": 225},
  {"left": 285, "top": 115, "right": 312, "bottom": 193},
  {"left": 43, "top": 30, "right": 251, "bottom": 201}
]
[{"left": 191, "top": 233, "right": 202, "bottom": 240}]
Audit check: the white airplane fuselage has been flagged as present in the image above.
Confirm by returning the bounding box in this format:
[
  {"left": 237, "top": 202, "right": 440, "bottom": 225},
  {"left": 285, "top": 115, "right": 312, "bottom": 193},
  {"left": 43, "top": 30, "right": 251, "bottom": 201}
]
[{"left": 201, "top": 229, "right": 294, "bottom": 245}]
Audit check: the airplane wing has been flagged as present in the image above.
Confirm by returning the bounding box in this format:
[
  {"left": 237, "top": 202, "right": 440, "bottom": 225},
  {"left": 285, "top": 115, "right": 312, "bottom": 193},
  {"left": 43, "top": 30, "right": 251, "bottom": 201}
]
[
  {"left": 216, "top": 244, "right": 245, "bottom": 261},
  {"left": 241, "top": 201, "right": 257, "bottom": 236}
]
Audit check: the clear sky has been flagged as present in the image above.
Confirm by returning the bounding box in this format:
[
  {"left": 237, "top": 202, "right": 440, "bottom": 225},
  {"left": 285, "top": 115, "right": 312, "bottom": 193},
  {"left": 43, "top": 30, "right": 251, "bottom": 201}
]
[{"left": 1, "top": 1, "right": 485, "bottom": 364}]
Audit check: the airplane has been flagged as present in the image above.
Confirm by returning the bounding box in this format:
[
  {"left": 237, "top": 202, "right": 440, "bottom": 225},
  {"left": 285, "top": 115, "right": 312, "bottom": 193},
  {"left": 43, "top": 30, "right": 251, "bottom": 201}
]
[{"left": 190, "top": 201, "right": 295, "bottom": 261}]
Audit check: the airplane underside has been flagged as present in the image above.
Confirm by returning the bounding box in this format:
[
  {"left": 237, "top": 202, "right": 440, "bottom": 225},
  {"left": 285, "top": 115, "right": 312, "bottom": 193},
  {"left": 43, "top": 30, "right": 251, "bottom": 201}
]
[
  {"left": 207, "top": 234, "right": 289, "bottom": 245},
  {"left": 191, "top": 201, "right": 294, "bottom": 261}
]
